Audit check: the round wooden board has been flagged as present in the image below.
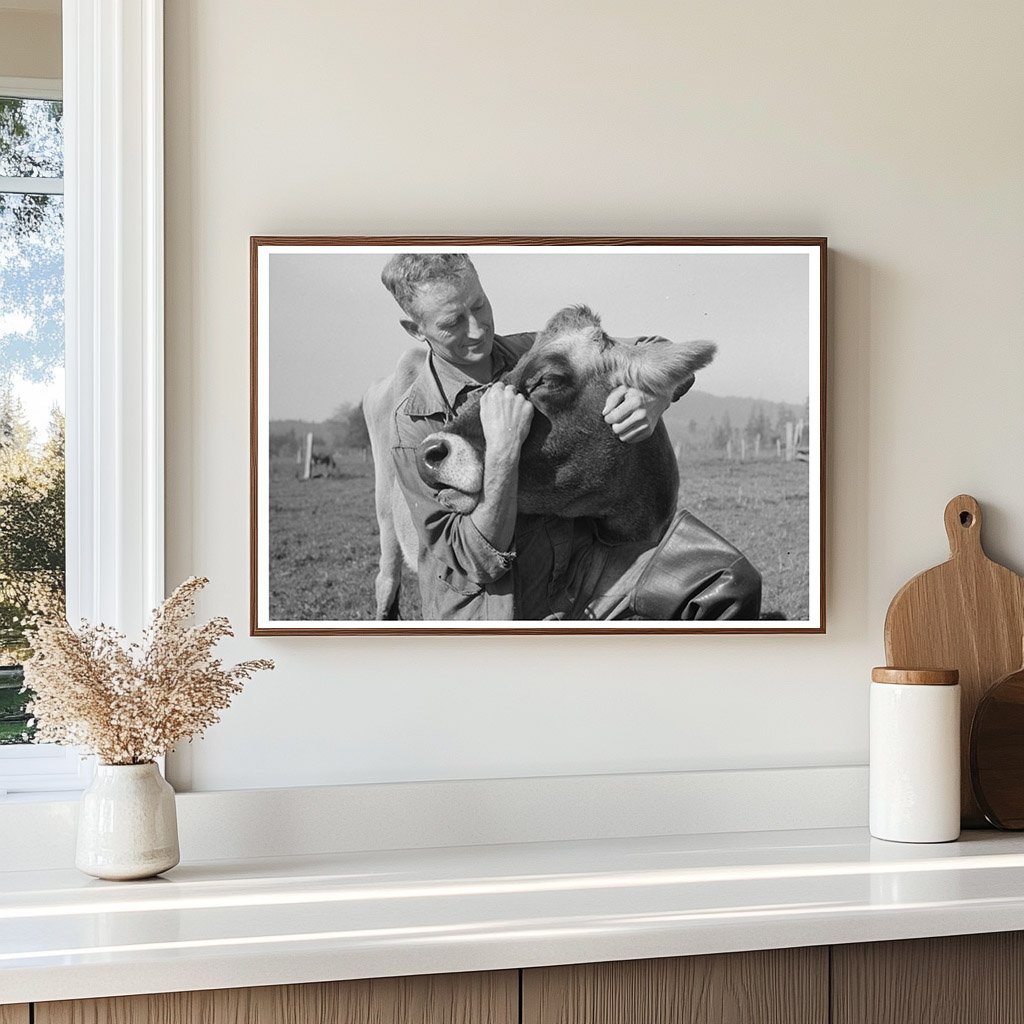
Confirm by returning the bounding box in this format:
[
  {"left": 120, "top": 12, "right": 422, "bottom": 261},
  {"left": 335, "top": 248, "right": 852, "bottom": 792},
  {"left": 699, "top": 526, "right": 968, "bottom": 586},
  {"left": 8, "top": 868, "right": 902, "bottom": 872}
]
[
  {"left": 971, "top": 663, "right": 1024, "bottom": 829},
  {"left": 884, "top": 495, "right": 1024, "bottom": 827}
]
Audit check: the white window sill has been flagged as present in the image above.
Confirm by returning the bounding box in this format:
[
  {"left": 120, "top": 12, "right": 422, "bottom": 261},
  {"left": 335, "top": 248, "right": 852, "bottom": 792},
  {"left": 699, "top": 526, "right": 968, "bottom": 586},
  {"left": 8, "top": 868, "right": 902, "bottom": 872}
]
[
  {"left": 0, "top": 789, "right": 86, "bottom": 804},
  {"left": 0, "top": 765, "right": 868, "bottom": 868}
]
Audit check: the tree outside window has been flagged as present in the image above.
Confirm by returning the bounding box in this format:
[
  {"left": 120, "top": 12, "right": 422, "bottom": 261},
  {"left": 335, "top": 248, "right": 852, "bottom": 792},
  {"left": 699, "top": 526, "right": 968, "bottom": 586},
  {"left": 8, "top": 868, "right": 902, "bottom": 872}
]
[{"left": 0, "top": 94, "right": 65, "bottom": 744}]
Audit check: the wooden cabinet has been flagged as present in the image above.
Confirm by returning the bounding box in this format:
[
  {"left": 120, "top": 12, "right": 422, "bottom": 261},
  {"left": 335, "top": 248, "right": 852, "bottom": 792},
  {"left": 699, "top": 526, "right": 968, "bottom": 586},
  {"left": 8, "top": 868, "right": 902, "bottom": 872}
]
[
  {"left": 521, "top": 936, "right": 1024, "bottom": 1024},
  {"left": 16, "top": 934, "right": 1024, "bottom": 1024},
  {"left": 522, "top": 949, "right": 828, "bottom": 1024},
  {"left": 832, "top": 932, "right": 1024, "bottom": 1024},
  {"left": 35, "top": 972, "right": 517, "bottom": 1024}
]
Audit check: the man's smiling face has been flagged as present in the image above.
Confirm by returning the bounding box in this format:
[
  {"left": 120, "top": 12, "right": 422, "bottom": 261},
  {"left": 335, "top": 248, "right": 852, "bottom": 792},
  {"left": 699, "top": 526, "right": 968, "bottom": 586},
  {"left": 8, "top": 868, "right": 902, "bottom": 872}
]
[{"left": 405, "top": 270, "right": 495, "bottom": 378}]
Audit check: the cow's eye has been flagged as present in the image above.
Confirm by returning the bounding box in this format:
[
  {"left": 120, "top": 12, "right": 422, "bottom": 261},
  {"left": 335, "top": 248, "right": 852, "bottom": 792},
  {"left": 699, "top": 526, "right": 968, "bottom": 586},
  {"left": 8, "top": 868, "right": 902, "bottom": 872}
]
[
  {"left": 527, "top": 374, "right": 576, "bottom": 417},
  {"left": 534, "top": 374, "right": 568, "bottom": 393}
]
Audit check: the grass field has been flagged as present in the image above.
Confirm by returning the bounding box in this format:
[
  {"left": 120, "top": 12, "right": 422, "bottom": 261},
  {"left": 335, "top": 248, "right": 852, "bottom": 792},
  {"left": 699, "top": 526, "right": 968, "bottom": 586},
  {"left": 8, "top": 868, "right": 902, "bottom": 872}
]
[
  {"left": 268, "top": 451, "right": 810, "bottom": 622},
  {"left": 678, "top": 457, "right": 810, "bottom": 620},
  {"left": 269, "top": 454, "right": 422, "bottom": 621}
]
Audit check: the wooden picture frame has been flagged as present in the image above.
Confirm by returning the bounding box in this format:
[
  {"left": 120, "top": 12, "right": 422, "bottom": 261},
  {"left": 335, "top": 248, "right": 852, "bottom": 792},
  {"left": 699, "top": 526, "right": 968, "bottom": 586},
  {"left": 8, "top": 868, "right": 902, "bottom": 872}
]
[{"left": 251, "top": 237, "right": 826, "bottom": 635}]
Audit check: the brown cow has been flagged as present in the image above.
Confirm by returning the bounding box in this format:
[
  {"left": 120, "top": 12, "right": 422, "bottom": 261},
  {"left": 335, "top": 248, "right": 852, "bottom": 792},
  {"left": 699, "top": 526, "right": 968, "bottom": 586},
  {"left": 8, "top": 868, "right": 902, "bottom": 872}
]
[{"left": 415, "top": 305, "right": 715, "bottom": 546}]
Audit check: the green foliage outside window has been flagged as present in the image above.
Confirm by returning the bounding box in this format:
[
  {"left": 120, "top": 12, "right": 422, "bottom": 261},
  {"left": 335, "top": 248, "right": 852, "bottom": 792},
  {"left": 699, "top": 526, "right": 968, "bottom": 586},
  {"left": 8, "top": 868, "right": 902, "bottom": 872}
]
[{"left": 0, "top": 95, "right": 66, "bottom": 744}]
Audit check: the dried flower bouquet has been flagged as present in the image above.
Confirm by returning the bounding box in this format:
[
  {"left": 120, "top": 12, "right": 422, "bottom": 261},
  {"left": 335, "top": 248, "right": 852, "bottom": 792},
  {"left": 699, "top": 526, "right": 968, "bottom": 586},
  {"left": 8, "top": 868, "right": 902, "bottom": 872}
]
[{"left": 23, "top": 577, "right": 273, "bottom": 765}]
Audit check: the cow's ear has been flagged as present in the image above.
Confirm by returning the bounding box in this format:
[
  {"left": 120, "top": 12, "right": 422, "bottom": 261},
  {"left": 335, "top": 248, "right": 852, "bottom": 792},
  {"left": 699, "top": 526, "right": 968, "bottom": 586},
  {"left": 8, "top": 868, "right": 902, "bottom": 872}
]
[{"left": 609, "top": 341, "right": 716, "bottom": 397}]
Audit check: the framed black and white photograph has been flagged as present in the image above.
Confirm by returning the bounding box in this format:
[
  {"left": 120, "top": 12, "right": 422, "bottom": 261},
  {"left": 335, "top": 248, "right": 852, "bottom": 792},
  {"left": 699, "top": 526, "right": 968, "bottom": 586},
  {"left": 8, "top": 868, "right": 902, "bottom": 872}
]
[{"left": 250, "top": 237, "right": 825, "bottom": 635}]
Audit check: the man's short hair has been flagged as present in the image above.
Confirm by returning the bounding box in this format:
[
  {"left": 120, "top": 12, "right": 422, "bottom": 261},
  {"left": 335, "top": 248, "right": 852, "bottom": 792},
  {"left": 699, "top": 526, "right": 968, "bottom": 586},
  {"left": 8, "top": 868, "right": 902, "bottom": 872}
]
[{"left": 381, "top": 253, "right": 477, "bottom": 315}]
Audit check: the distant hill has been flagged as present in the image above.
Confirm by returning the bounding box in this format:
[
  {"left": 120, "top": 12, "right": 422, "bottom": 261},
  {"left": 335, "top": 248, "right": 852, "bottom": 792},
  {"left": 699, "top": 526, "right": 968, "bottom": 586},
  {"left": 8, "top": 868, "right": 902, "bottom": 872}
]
[
  {"left": 270, "top": 390, "right": 808, "bottom": 457},
  {"left": 664, "top": 390, "right": 804, "bottom": 434}
]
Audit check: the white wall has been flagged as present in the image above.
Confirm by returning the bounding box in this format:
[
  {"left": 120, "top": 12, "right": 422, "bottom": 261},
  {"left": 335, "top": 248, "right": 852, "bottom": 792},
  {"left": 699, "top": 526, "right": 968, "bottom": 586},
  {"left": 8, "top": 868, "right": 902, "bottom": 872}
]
[{"left": 163, "top": 0, "right": 1024, "bottom": 791}]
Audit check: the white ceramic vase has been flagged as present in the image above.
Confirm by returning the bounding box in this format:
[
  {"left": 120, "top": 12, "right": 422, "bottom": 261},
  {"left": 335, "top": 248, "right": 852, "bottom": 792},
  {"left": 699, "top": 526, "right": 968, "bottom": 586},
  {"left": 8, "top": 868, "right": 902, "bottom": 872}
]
[{"left": 76, "top": 762, "right": 180, "bottom": 880}]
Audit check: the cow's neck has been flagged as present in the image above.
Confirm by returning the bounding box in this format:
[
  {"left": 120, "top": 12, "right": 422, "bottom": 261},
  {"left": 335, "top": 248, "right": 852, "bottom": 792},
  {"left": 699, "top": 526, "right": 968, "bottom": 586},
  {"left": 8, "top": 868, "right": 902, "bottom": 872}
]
[{"left": 594, "top": 435, "right": 679, "bottom": 545}]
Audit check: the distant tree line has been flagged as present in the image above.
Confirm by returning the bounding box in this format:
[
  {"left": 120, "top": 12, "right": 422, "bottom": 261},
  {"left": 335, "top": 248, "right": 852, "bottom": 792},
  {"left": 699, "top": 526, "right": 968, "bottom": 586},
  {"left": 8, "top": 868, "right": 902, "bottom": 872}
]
[
  {"left": 268, "top": 402, "right": 371, "bottom": 459},
  {"left": 0, "top": 390, "right": 64, "bottom": 676},
  {"left": 676, "top": 399, "right": 811, "bottom": 454}
]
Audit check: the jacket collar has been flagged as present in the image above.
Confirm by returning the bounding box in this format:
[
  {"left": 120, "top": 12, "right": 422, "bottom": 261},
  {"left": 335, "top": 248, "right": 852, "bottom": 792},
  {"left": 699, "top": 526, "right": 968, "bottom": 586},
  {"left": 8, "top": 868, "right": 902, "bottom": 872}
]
[{"left": 401, "top": 336, "right": 520, "bottom": 418}]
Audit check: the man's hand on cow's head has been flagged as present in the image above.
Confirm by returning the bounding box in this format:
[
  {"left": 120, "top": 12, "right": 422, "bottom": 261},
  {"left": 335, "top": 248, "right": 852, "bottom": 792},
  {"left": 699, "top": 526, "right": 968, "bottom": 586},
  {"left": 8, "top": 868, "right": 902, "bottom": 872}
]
[
  {"left": 602, "top": 385, "right": 671, "bottom": 444},
  {"left": 479, "top": 383, "right": 534, "bottom": 461}
]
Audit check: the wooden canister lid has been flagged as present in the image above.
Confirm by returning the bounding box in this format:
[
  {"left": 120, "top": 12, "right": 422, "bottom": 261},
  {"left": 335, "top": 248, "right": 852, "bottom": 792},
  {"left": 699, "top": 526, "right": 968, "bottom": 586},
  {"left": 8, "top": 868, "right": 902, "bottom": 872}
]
[{"left": 871, "top": 667, "right": 960, "bottom": 686}]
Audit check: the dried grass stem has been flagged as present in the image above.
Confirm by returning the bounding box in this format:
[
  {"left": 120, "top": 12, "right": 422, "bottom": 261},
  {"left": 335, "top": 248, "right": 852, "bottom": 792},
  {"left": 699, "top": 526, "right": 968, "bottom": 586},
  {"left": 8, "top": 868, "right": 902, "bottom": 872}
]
[{"left": 22, "top": 577, "right": 273, "bottom": 765}]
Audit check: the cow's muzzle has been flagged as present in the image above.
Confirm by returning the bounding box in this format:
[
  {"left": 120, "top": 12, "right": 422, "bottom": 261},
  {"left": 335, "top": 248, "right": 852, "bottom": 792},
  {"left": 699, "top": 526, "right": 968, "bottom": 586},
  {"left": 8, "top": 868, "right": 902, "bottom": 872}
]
[{"left": 416, "top": 431, "right": 484, "bottom": 511}]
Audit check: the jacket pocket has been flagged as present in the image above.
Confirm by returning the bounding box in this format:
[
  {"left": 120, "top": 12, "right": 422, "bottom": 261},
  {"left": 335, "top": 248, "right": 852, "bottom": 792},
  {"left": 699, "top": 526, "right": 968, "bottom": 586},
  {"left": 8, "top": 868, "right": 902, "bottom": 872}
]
[{"left": 436, "top": 565, "right": 484, "bottom": 598}]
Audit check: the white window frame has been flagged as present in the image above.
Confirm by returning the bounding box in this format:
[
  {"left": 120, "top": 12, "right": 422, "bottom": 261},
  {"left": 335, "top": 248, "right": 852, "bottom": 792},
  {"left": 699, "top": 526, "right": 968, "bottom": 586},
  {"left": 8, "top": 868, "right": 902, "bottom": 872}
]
[{"left": 0, "top": 0, "right": 164, "bottom": 800}]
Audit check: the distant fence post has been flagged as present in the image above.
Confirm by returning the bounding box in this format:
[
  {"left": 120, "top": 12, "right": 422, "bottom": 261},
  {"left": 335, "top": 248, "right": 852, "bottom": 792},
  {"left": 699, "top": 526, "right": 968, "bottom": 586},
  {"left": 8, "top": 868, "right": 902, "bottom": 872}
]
[
  {"left": 726, "top": 437, "right": 733, "bottom": 461},
  {"left": 785, "top": 421, "right": 795, "bottom": 462},
  {"left": 301, "top": 432, "right": 313, "bottom": 480},
  {"left": 795, "top": 418, "right": 809, "bottom": 462},
  {"left": 740, "top": 436, "right": 747, "bottom": 462},
  {"left": 755, "top": 433, "right": 761, "bottom": 457}
]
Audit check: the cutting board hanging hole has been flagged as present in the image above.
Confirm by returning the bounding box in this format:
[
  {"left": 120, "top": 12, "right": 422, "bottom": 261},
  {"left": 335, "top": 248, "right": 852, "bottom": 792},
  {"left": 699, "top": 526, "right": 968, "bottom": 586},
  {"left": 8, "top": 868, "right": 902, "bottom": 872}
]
[{"left": 944, "top": 494, "right": 983, "bottom": 556}]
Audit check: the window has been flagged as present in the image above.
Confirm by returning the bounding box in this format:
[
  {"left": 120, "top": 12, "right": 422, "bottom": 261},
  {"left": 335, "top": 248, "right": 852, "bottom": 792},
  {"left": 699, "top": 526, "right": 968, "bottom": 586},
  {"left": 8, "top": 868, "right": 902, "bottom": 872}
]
[
  {"left": 0, "top": 86, "right": 65, "bottom": 732},
  {"left": 0, "top": 79, "right": 85, "bottom": 797}
]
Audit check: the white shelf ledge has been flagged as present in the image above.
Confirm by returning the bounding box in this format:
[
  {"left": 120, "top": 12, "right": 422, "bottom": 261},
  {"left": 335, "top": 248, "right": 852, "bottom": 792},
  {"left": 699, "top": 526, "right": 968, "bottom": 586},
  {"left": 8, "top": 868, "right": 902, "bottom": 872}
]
[{"left": 4, "top": 826, "right": 1024, "bottom": 1004}]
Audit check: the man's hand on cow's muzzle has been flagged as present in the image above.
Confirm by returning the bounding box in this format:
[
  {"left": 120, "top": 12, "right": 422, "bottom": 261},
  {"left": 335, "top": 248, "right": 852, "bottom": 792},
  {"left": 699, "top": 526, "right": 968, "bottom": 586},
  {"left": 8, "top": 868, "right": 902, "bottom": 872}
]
[
  {"left": 480, "top": 383, "right": 534, "bottom": 461},
  {"left": 602, "top": 385, "right": 671, "bottom": 444}
]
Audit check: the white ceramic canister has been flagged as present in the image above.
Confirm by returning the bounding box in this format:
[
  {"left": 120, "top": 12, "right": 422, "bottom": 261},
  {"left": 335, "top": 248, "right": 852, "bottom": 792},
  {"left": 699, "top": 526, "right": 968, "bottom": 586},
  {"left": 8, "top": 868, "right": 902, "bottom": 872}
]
[{"left": 870, "top": 667, "right": 961, "bottom": 843}]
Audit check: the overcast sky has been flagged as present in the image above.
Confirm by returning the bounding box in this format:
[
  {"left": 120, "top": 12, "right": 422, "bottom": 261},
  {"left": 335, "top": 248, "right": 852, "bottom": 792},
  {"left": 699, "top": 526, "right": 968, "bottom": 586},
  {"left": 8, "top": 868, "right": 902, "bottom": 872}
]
[{"left": 268, "top": 250, "right": 812, "bottom": 421}]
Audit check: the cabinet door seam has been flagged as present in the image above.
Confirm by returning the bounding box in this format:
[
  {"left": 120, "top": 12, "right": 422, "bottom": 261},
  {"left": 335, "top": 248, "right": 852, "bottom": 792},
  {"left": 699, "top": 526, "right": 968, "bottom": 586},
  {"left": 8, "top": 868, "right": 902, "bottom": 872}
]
[{"left": 827, "top": 945, "right": 833, "bottom": 1024}]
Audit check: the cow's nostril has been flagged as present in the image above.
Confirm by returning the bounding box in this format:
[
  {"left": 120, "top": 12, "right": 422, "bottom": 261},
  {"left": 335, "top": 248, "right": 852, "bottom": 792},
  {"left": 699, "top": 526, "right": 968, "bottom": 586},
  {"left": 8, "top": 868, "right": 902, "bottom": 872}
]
[{"left": 422, "top": 440, "right": 450, "bottom": 468}]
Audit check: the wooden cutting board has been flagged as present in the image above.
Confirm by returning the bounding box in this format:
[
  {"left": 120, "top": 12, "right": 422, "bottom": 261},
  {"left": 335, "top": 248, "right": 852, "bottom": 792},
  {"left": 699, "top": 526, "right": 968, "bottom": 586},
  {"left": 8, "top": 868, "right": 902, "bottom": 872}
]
[{"left": 884, "top": 494, "right": 1024, "bottom": 827}]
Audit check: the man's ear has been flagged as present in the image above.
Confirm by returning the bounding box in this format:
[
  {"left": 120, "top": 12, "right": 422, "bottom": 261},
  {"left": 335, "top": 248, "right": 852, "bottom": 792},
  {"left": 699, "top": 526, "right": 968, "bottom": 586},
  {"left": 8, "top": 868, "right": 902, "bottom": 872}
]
[{"left": 400, "top": 318, "right": 426, "bottom": 343}]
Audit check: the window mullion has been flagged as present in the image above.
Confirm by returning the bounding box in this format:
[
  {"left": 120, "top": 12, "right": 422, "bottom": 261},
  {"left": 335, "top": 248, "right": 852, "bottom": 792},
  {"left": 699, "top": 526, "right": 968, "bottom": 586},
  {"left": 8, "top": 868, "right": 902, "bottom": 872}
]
[{"left": 0, "top": 176, "right": 64, "bottom": 195}]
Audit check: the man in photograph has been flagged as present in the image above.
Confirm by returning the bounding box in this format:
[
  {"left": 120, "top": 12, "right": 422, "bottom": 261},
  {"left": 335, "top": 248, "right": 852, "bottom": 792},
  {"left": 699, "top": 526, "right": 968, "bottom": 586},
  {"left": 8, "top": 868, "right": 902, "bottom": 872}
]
[{"left": 381, "top": 253, "right": 761, "bottom": 622}]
